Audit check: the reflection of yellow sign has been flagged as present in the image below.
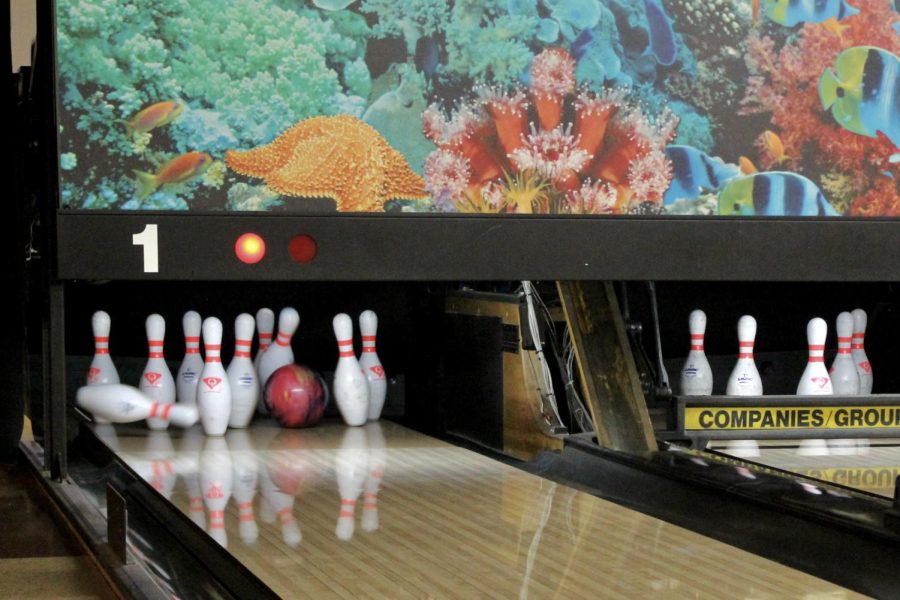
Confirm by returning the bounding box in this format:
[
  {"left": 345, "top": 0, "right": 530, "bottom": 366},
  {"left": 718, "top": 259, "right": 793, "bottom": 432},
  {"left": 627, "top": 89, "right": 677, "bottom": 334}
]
[
  {"left": 684, "top": 406, "right": 900, "bottom": 431},
  {"left": 796, "top": 467, "right": 900, "bottom": 490}
]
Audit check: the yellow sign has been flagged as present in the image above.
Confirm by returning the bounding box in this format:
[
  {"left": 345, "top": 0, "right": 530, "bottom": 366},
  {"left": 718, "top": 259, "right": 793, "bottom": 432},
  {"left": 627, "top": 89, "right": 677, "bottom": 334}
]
[
  {"left": 684, "top": 406, "right": 900, "bottom": 431},
  {"left": 796, "top": 467, "right": 900, "bottom": 490}
]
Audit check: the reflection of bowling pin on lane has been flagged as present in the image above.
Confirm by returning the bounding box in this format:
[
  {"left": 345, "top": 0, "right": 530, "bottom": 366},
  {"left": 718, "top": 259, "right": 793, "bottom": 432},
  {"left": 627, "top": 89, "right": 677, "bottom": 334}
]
[
  {"left": 362, "top": 422, "right": 386, "bottom": 533},
  {"left": 228, "top": 313, "right": 259, "bottom": 428},
  {"left": 76, "top": 384, "right": 199, "bottom": 427},
  {"left": 227, "top": 430, "right": 259, "bottom": 544},
  {"left": 359, "top": 310, "right": 387, "bottom": 421},
  {"left": 851, "top": 309, "right": 873, "bottom": 394},
  {"left": 333, "top": 314, "right": 369, "bottom": 427},
  {"left": 176, "top": 311, "right": 203, "bottom": 406},
  {"left": 725, "top": 316, "right": 761, "bottom": 458},
  {"left": 254, "top": 308, "right": 275, "bottom": 416},
  {"left": 87, "top": 311, "right": 119, "bottom": 423},
  {"left": 257, "top": 308, "right": 299, "bottom": 391},
  {"left": 335, "top": 426, "right": 369, "bottom": 541},
  {"left": 140, "top": 314, "right": 176, "bottom": 430},
  {"left": 201, "top": 437, "right": 233, "bottom": 548},
  {"left": 680, "top": 309, "right": 713, "bottom": 396},
  {"left": 142, "top": 431, "right": 177, "bottom": 500},
  {"left": 258, "top": 463, "right": 302, "bottom": 547},
  {"left": 198, "top": 317, "right": 232, "bottom": 436},
  {"left": 176, "top": 427, "right": 207, "bottom": 529}
]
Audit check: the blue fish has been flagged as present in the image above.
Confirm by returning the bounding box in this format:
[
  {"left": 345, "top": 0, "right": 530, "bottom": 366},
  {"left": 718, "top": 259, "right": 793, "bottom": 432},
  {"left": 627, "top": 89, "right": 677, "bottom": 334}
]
[
  {"left": 718, "top": 172, "right": 839, "bottom": 216},
  {"left": 642, "top": 0, "right": 677, "bottom": 66},
  {"left": 570, "top": 28, "right": 594, "bottom": 62},
  {"left": 819, "top": 46, "right": 900, "bottom": 147},
  {"left": 663, "top": 145, "right": 740, "bottom": 205},
  {"left": 761, "top": 0, "right": 859, "bottom": 27}
]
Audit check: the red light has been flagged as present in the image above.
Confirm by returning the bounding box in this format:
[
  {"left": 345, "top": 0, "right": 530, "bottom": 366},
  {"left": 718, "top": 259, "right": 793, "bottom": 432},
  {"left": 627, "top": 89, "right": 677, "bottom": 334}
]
[
  {"left": 288, "top": 234, "right": 317, "bottom": 264},
  {"left": 235, "top": 233, "right": 266, "bottom": 264}
]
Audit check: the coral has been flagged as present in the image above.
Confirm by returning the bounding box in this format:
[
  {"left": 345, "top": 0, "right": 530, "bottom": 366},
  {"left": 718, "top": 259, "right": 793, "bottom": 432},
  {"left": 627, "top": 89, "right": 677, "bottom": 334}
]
[
  {"left": 848, "top": 177, "right": 900, "bottom": 216},
  {"left": 343, "top": 58, "right": 372, "bottom": 99},
  {"left": 739, "top": 0, "right": 899, "bottom": 208},
  {"left": 424, "top": 149, "right": 471, "bottom": 202},
  {"left": 226, "top": 182, "right": 284, "bottom": 211},
  {"left": 60, "top": 153, "right": 78, "bottom": 171},
  {"left": 421, "top": 47, "right": 677, "bottom": 214},
  {"left": 226, "top": 115, "right": 428, "bottom": 212},
  {"left": 360, "top": 0, "right": 448, "bottom": 54}
]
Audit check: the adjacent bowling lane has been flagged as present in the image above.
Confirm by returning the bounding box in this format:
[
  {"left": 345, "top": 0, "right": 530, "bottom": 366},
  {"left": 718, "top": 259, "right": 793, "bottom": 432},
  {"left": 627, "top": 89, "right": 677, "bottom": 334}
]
[{"left": 93, "top": 420, "right": 865, "bottom": 599}]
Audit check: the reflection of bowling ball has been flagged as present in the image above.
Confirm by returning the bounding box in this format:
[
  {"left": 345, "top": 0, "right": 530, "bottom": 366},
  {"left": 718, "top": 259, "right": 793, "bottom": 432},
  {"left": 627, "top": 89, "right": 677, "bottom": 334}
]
[{"left": 264, "top": 365, "right": 329, "bottom": 428}]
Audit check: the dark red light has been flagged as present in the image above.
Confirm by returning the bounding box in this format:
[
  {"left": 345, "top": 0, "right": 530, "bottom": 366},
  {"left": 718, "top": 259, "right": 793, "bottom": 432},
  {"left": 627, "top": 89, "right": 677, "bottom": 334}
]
[{"left": 288, "top": 234, "right": 318, "bottom": 264}]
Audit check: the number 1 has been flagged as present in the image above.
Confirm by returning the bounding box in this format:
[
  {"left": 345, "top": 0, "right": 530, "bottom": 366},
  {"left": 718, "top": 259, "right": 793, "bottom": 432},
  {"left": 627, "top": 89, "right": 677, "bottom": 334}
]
[{"left": 132, "top": 224, "right": 159, "bottom": 273}]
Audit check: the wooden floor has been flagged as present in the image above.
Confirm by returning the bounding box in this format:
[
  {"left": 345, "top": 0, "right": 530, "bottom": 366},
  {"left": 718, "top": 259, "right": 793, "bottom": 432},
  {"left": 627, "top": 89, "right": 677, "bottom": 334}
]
[{"left": 98, "top": 421, "right": 867, "bottom": 599}]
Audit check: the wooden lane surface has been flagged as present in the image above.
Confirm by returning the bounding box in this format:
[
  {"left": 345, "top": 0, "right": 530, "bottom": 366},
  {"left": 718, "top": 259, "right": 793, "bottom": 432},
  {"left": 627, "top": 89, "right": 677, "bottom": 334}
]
[
  {"left": 99, "top": 421, "right": 867, "bottom": 599},
  {"left": 742, "top": 443, "right": 900, "bottom": 498}
]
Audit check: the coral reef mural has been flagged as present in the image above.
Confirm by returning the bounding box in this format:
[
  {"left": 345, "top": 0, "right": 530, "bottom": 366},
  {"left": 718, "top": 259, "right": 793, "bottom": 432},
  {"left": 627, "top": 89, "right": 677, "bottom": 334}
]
[{"left": 55, "top": 0, "right": 898, "bottom": 215}]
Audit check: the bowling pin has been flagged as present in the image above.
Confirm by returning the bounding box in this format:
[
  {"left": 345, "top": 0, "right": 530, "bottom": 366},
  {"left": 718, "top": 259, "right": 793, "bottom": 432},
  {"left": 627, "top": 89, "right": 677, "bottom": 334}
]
[
  {"left": 726, "top": 316, "right": 762, "bottom": 395},
  {"left": 332, "top": 314, "right": 369, "bottom": 427},
  {"left": 87, "top": 310, "right": 119, "bottom": 423},
  {"left": 851, "top": 308, "right": 873, "bottom": 394},
  {"left": 140, "top": 314, "right": 176, "bottom": 430},
  {"left": 797, "top": 318, "right": 833, "bottom": 395},
  {"left": 830, "top": 312, "right": 860, "bottom": 395},
  {"left": 176, "top": 311, "right": 203, "bottom": 406},
  {"left": 334, "top": 427, "right": 368, "bottom": 541},
  {"left": 227, "top": 313, "right": 259, "bottom": 428},
  {"left": 76, "top": 384, "right": 199, "bottom": 427},
  {"left": 680, "top": 309, "right": 713, "bottom": 396},
  {"left": 227, "top": 430, "right": 259, "bottom": 544},
  {"left": 254, "top": 308, "right": 275, "bottom": 416},
  {"left": 197, "top": 317, "right": 232, "bottom": 436},
  {"left": 257, "top": 307, "right": 299, "bottom": 389},
  {"left": 200, "top": 437, "right": 233, "bottom": 547},
  {"left": 359, "top": 310, "right": 387, "bottom": 420}
]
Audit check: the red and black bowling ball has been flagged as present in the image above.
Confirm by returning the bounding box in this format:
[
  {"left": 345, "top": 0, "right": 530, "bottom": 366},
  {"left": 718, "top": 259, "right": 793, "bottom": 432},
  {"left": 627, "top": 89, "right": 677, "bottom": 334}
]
[{"left": 264, "top": 364, "right": 329, "bottom": 428}]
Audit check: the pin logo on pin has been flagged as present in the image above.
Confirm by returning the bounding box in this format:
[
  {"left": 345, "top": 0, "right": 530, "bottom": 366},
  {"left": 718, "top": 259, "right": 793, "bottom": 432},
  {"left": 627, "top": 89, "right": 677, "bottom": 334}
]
[
  {"left": 812, "top": 377, "right": 829, "bottom": 389},
  {"left": 860, "top": 362, "right": 872, "bottom": 374},
  {"left": 370, "top": 366, "right": 385, "bottom": 378},
  {"left": 203, "top": 377, "right": 222, "bottom": 391},
  {"left": 144, "top": 372, "right": 162, "bottom": 385},
  {"left": 88, "top": 368, "right": 101, "bottom": 383}
]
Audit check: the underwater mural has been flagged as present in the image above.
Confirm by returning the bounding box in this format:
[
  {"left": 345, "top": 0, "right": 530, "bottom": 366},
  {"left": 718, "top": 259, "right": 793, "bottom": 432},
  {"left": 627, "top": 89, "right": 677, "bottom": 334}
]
[{"left": 54, "top": 0, "right": 899, "bottom": 215}]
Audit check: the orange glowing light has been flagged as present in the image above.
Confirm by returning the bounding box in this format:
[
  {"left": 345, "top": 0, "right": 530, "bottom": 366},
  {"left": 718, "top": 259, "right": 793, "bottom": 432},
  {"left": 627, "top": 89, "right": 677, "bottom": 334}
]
[{"left": 235, "top": 233, "right": 266, "bottom": 264}]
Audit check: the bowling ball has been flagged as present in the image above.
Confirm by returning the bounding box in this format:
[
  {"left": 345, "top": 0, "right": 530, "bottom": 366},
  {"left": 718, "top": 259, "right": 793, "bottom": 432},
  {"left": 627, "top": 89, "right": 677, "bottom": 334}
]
[{"left": 264, "top": 364, "right": 329, "bottom": 428}]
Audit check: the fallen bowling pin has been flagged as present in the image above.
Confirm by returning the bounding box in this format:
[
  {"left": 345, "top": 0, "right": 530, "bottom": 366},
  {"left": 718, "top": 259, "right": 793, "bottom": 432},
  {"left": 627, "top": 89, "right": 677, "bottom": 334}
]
[{"left": 76, "top": 384, "right": 198, "bottom": 428}]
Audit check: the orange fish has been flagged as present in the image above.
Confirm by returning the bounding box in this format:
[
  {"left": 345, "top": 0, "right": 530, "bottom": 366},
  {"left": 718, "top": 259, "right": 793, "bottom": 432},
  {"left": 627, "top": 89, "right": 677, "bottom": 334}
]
[
  {"left": 762, "top": 130, "right": 789, "bottom": 164},
  {"left": 820, "top": 17, "right": 848, "bottom": 42},
  {"left": 125, "top": 101, "right": 183, "bottom": 134},
  {"left": 738, "top": 156, "right": 758, "bottom": 174},
  {"left": 134, "top": 152, "right": 212, "bottom": 199},
  {"left": 752, "top": 0, "right": 760, "bottom": 25}
]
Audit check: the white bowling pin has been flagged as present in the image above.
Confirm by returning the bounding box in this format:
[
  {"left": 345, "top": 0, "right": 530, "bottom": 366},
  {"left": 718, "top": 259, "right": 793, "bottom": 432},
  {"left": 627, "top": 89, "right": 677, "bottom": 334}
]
[
  {"left": 334, "top": 427, "right": 368, "bottom": 541},
  {"left": 851, "top": 308, "right": 873, "bottom": 394},
  {"left": 797, "top": 318, "right": 833, "bottom": 395},
  {"left": 257, "top": 308, "right": 299, "bottom": 390},
  {"left": 200, "top": 437, "right": 233, "bottom": 547},
  {"left": 140, "top": 314, "right": 176, "bottom": 430},
  {"left": 227, "top": 313, "right": 259, "bottom": 428},
  {"left": 830, "top": 312, "right": 860, "bottom": 395},
  {"left": 87, "top": 311, "right": 119, "bottom": 424},
  {"left": 76, "top": 384, "right": 198, "bottom": 427},
  {"left": 254, "top": 308, "right": 276, "bottom": 416},
  {"left": 332, "top": 314, "right": 369, "bottom": 427},
  {"left": 726, "top": 316, "right": 762, "bottom": 395},
  {"left": 176, "top": 311, "right": 204, "bottom": 406},
  {"left": 197, "top": 317, "right": 232, "bottom": 436},
  {"left": 359, "top": 310, "right": 387, "bottom": 420},
  {"left": 680, "top": 309, "right": 713, "bottom": 396},
  {"left": 227, "top": 430, "right": 259, "bottom": 544},
  {"left": 362, "top": 422, "right": 386, "bottom": 533}
]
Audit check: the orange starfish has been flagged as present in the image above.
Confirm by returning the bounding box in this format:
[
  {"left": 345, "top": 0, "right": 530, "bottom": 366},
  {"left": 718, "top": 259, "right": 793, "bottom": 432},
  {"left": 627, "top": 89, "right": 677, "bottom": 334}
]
[{"left": 226, "top": 115, "right": 428, "bottom": 212}]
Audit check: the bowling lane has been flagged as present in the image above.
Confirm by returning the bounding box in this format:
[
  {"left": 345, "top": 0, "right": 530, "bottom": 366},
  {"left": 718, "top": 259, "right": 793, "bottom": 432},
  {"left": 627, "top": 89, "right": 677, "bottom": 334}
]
[
  {"left": 739, "top": 441, "right": 900, "bottom": 498},
  {"left": 94, "top": 421, "right": 865, "bottom": 599}
]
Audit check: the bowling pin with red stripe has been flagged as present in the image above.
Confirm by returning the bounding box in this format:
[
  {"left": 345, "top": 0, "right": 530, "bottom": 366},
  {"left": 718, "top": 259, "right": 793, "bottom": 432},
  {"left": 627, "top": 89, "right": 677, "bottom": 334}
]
[
  {"left": 176, "top": 311, "right": 203, "bottom": 406},
  {"left": 140, "top": 314, "right": 176, "bottom": 430},
  {"left": 198, "top": 317, "right": 232, "bottom": 436},
  {"left": 851, "top": 308, "right": 873, "bottom": 394},
  {"left": 680, "top": 309, "right": 713, "bottom": 396},
  {"left": 797, "top": 318, "right": 833, "bottom": 395},
  {"left": 76, "top": 384, "right": 198, "bottom": 427},
  {"left": 87, "top": 310, "right": 119, "bottom": 423},
  {"left": 257, "top": 308, "right": 299, "bottom": 389},
  {"left": 201, "top": 437, "right": 233, "bottom": 547},
  {"left": 254, "top": 308, "right": 275, "bottom": 415},
  {"left": 830, "top": 312, "right": 860, "bottom": 395},
  {"left": 359, "top": 310, "right": 387, "bottom": 420},
  {"left": 726, "top": 315, "right": 762, "bottom": 395},
  {"left": 333, "top": 313, "right": 369, "bottom": 427},
  {"left": 227, "top": 313, "right": 258, "bottom": 428}
]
